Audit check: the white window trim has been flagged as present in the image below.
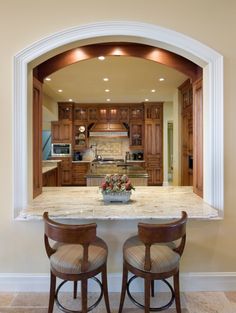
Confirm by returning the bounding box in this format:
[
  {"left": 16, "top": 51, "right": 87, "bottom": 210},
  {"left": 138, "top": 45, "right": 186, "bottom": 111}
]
[{"left": 13, "top": 21, "right": 224, "bottom": 218}]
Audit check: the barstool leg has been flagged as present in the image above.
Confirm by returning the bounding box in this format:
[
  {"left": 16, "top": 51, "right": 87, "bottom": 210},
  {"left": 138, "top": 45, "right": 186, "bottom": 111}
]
[
  {"left": 118, "top": 262, "right": 128, "bottom": 313},
  {"left": 73, "top": 281, "right": 78, "bottom": 299},
  {"left": 81, "top": 278, "right": 88, "bottom": 313},
  {"left": 173, "top": 271, "right": 181, "bottom": 313},
  {"left": 144, "top": 276, "right": 151, "bottom": 313},
  {"left": 101, "top": 264, "right": 111, "bottom": 313},
  {"left": 48, "top": 271, "right": 56, "bottom": 313},
  {"left": 151, "top": 280, "right": 155, "bottom": 297}
]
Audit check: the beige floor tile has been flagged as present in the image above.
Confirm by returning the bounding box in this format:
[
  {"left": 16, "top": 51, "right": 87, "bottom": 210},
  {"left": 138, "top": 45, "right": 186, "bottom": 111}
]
[
  {"left": 11, "top": 293, "right": 48, "bottom": 307},
  {"left": 184, "top": 291, "right": 234, "bottom": 313},
  {"left": 0, "top": 308, "right": 47, "bottom": 313},
  {"left": 0, "top": 293, "right": 17, "bottom": 307}
]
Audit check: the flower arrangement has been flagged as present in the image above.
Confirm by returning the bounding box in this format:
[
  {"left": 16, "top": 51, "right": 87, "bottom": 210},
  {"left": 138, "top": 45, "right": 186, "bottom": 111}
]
[{"left": 100, "top": 174, "right": 135, "bottom": 193}]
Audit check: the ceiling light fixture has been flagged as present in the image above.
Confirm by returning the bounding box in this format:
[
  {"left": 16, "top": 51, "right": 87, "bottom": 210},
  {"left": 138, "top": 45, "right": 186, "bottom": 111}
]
[
  {"left": 151, "top": 89, "right": 156, "bottom": 93},
  {"left": 45, "top": 77, "right": 51, "bottom": 81},
  {"left": 106, "top": 99, "right": 111, "bottom": 102},
  {"left": 159, "top": 78, "right": 165, "bottom": 81},
  {"left": 103, "top": 77, "right": 109, "bottom": 81},
  {"left": 145, "top": 99, "right": 149, "bottom": 102},
  {"left": 98, "top": 56, "right": 105, "bottom": 61},
  {"left": 105, "top": 89, "right": 110, "bottom": 92},
  {"left": 69, "top": 99, "right": 73, "bottom": 102},
  {"left": 58, "top": 89, "right": 63, "bottom": 93}
]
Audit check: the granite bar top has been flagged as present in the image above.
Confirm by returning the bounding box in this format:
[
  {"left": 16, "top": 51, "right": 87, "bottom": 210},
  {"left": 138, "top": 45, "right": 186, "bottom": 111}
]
[
  {"left": 42, "top": 160, "right": 61, "bottom": 174},
  {"left": 86, "top": 164, "right": 148, "bottom": 178},
  {"left": 18, "top": 186, "right": 219, "bottom": 221}
]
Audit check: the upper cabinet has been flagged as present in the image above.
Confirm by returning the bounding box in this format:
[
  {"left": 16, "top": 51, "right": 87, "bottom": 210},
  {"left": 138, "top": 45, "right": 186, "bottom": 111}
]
[
  {"left": 58, "top": 103, "right": 73, "bottom": 120},
  {"left": 129, "top": 105, "right": 144, "bottom": 121},
  {"left": 74, "top": 105, "right": 88, "bottom": 121},
  {"left": 51, "top": 121, "right": 72, "bottom": 143},
  {"left": 144, "top": 102, "right": 163, "bottom": 121}
]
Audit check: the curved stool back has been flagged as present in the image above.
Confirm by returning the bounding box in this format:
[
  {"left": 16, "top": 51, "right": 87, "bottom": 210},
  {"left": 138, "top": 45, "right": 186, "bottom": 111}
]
[
  {"left": 43, "top": 212, "right": 111, "bottom": 313},
  {"left": 119, "top": 211, "right": 188, "bottom": 313}
]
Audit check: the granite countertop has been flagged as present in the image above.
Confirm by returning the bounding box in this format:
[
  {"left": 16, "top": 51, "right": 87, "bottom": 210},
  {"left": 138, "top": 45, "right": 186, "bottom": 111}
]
[
  {"left": 42, "top": 160, "right": 61, "bottom": 174},
  {"left": 18, "top": 186, "right": 219, "bottom": 220},
  {"left": 86, "top": 164, "right": 148, "bottom": 178}
]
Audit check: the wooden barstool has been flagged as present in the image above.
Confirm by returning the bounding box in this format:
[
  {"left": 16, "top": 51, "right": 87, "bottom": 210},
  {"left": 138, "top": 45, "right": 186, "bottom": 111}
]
[
  {"left": 118, "top": 211, "right": 187, "bottom": 313},
  {"left": 43, "top": 212, "right": 111, "bottom": 313}
]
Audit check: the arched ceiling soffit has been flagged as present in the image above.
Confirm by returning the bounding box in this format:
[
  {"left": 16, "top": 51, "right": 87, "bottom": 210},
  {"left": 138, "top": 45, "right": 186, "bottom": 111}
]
[{"left": 36, "top": 43, "right": 202, "bottom": 82}]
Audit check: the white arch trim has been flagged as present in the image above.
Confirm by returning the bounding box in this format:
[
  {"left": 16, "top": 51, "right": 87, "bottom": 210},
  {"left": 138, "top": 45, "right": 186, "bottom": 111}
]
[{"left": 13, "top": 21, "right": 224, "bottom": 217}]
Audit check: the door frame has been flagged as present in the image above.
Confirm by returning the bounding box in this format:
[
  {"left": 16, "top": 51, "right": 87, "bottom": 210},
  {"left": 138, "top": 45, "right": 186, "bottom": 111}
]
[{"left": 13, "top": 21, "right": 224, "bottom": 217}]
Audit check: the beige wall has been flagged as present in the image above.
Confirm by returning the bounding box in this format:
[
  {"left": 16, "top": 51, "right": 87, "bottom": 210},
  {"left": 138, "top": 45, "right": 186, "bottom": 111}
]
[
  {"left": 0, "top": 0, "right": 236, "bottom": 275},
  {"left": 42, "top": 94, "right": 58, "bottom": 130}
]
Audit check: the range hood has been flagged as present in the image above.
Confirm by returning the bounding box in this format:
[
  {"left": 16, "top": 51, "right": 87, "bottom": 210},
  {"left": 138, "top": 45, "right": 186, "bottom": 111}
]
[{"left": 89, "top": 122, "right": 128, "bottom": 137}]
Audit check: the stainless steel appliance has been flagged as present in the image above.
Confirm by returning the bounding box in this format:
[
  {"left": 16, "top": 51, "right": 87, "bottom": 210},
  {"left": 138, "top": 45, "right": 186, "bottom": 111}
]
[{"left": 51, "top": 143, "right": 71, "bottom": 157}]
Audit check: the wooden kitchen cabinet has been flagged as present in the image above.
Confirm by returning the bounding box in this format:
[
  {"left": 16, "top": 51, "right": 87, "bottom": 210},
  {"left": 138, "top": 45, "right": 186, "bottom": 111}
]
[
  {"left": 58, "top": 103, "right": 73, "bottom": 120},
  {"left": 119, "top": 107, "right": 129, "bottom": 122},
  {"left": 88, "top": 107, "right": 98, "bottom": 122},
  {"left": 129, "top": 122, "right": 144, "bottom": 149},
  {"left": 51, "top": 121, "right": 72, "bottom": 143},
  {"left": 144, "top": 102, "right": 163, "bottom": 120},
  {"left": 144, "top": 104, "right": 163, "bottom": 185},
  {"left": 72, "top": 163, "right": 89, "bottom": 186},
  {"left": 129, "top": 105, "right": 144, "bottom": 120},
  {"left": 60, "top": 158, "right": 72, "bottom": 185},
  {"left": 179, "top": 79, "right": 193, "bottom": 186},
  {"left": 74, "top": 105, "right": 88, "bottom": 121},
  {"left": 43, "top": 167, "right": 58, "bottom": 186},
  {"left": 74, "top": 122, "right": 88, "bottom": 150}
]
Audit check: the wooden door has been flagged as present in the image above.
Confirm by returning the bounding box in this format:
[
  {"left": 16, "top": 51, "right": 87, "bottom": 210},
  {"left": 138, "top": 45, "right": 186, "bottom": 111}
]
[
  {"left": 33, "top": 78, "right": 42, "bottom": 198},
  {"left": 193, "top": 78, "right": 203, "bottom": 197}
]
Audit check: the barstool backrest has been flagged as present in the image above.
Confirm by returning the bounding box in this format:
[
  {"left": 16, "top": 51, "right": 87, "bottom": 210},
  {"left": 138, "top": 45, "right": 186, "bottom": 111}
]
[
  {"left": 138, "top": 211, "right": 187, "bottom": 271},
  {"left": 43, "top": 212, "right": 97, "bottom": 271}
]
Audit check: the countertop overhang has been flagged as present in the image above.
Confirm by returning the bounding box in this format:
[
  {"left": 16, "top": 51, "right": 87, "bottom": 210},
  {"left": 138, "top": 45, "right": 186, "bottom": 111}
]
[{"left": 18, "top": 186, "right": 219, "bottom": 221}]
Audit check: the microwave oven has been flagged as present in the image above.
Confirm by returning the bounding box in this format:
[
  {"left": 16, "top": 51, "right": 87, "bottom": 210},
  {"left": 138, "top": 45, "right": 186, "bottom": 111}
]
[{"left": 51, "top": 143, "right": 72, "bottom": 157}]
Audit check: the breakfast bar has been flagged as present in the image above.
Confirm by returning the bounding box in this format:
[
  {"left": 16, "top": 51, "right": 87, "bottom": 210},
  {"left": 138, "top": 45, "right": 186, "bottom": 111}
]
[{"left": 18, "top": 186, "right": 219, "bottom": 220}]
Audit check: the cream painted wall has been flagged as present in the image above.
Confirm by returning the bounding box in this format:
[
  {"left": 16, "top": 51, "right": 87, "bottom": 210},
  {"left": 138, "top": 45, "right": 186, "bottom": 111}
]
[
  {"left": 0, "top": 0, "right": 236, "bottom": 276},
  {"left": 42, "top": 94, "right": 58, "bottom": 130}
]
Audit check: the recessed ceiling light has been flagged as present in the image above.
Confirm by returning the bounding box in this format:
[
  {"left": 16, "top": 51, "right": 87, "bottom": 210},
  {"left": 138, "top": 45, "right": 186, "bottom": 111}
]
[
  {"left": 103, "top": 77, "right": 109, "bottom": 81},
  {"left": 106, "top": 99, "right": 111, "bottom": 102},
  {"left": 151, "top": 89, "right": 156, "bottom": 93},
  {"left": 159, "top": 78, "right": 165, "bottom": 81},
  {"left": 69, "top": 99, "right": 73, "bottom": 102},
  {"left": 58, "top": 89, "right": 63, "bottom": 93},
  {"left": 105, "top": 89, "right": 110, "bottom": 92},
  {"left": 45, "top": 77, "right": 51, "bottom": 81},
  {"left": 145, "top": 99, "right": 149, "bottom": 102},
  {"left": 98, "top": 56, "right": 105, "bottom": 61}
]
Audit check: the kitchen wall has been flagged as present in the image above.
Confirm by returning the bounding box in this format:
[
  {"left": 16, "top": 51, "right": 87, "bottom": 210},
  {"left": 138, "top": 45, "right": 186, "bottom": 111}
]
[
  {"left": 42, "top": 94, "right": 58, "bottom": 130},
  {"left": 0, "top": 0, "right": 236, "bottom": 283}
]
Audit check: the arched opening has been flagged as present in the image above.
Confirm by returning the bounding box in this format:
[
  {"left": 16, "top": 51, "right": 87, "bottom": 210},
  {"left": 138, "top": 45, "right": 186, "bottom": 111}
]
[
  {"left": 33, "top": 42, "right": 202, "bottom": 195},
  {"left": 13, "top": 22, "right": 223, "bottom": 217}
]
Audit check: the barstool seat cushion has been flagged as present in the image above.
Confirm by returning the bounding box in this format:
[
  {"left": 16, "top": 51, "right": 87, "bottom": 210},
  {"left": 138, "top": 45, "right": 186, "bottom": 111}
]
[
  {"left": 50, "top": 237, "right": 107, "bottom": 274},
  {"left": 124, "top": 236, "right": 180, "bottom": 273}
]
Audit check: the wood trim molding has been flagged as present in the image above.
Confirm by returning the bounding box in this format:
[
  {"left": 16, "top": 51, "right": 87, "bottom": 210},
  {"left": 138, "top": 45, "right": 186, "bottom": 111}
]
[
  {"left": 36, "top": 43, "right": 201, "bottom": 82},
  {"left": 13, "top": 21, "right": 224, "bottom": 217}
]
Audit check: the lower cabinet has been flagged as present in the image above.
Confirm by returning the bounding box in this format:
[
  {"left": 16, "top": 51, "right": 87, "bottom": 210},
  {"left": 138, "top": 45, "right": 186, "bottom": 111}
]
[
  {"left": 72, "top": 163, "right": 89, "bottom": 186},
  {"left": 43, "top": 168, "right": 58, "bottom": 187},
  {"left": 61, "top": 158, "right": 72, "bottom": 185}
]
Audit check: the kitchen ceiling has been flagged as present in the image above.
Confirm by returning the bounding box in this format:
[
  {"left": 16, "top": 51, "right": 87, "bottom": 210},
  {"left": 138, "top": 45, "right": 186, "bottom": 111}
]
[{"left": 43, "top": 56, "right": 188, "bottom": 103}]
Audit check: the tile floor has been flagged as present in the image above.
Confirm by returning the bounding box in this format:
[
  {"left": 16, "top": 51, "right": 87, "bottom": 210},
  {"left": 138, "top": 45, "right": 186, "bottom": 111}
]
[{"left": 0, "top": 291, "right": 236, "bottom": 313}]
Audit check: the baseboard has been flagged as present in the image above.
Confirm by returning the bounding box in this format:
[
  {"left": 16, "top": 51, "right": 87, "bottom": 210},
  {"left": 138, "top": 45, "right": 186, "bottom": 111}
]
[{"left": 0, "top": 272, "right": 236, "bottom": 292}]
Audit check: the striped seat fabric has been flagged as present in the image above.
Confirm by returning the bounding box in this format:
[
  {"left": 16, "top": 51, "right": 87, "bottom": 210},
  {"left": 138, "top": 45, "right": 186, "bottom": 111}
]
[
  {"left": 124, "top": 236, "right": 180, "bottom": 273},
  {"left": 50, "top": 237, "right": 107, "bottom": 274}
]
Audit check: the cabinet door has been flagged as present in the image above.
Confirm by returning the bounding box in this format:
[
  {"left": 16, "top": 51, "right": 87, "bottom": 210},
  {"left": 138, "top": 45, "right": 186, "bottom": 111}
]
[
  {"left": 119, "top": 107, "right": 129, "bottom": 122},
  {"left": 58, "top": 103, "right": 73, "bottom": 120},
  {"left": 74, "top": 105, "right": 88, "bottom": 121},
  {"left": 88, "top": 108, "right": 98, "bottom": 121},
  {"left": 129, "top": 106, "right": 144, "bottom": 120},
  {"left": 74, "top": 123, "right": 87, "bottom": 150},
  {"left": 109, "top": 108, "right": 120, "bottom": 121},
  {"left": 129, "top": 122, "right": 144, "bottom": 149},
  {"left": 51, "top": 121, "right": 72, "bottom": 143},
  {"left": 61, "top": 158, "right": 72, "bottom": 185},
  {"left": 98, "top": 108, "right": 109, "bottom": 121},
  {"left": 145, "top": 103, "right": 163, "bottom": 121},
  {"left": 72, "top": 163, "right": 89, "bottom": 186}
]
